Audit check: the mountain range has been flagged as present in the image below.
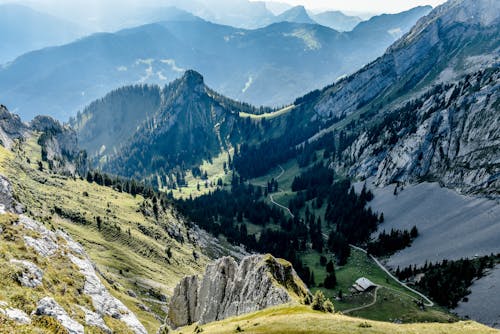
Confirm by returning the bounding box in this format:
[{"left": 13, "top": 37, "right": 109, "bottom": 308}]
[
  {"left": 0, "top": 6, "right": 431, "bottom": 121},
  {"left": 0, "top": 0, "right": 499, "bottom": 332},
  {"left": 73, "top": 0, "right": 499, "bottom": 196}
]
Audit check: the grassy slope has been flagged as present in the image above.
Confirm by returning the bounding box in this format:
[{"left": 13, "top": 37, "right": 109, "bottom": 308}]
[
  {"left": 167, "top": 149, "right": 235, "bottom": 200},
  {"left": 171, "top": 305, "right": 498, "bottom": 334},
  {"left": 169, "top": 136, "right": 453, "bottom": 323},
  {"left": 0, "top": 213, "right": 134, "bottom": 334},
  {"left": 0, "top": 137, "right": 209, "bottom": 333}
]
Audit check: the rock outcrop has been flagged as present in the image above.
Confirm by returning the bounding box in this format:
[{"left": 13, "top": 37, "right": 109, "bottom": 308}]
[
  {"left": 30, "top": 115, "right": 88, "bottom": 176},
  {"left": 33, "top": 297, "right": 85, "bottom": 334},
  {"left": 0, "top": 301, "right": 31, "bottom": 325},
  {"left": 0, "top": 174, "right": 24, "bottom": 214},
  {"left": 9, "top": 259, "right": 43, "bottom": 288},
  {"left": 166, "top": 254, "right": 311, "bottom": 328},
  {"left": 0, "top": 104, "right": 27, "bottom": 149},
  {"left": 18, "top": 213, "right": 147, "bottom": 334},
  {"left": 0, "top": 106, "right": 87, "bottom": 176}
]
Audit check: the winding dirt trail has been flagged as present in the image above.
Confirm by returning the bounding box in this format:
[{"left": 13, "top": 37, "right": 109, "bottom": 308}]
[
  {"left": 254, "top": 164, "right": 295, "bottom": 218},
  {"left": 343, "top": 286, "right": 381, "bottom": 314}
]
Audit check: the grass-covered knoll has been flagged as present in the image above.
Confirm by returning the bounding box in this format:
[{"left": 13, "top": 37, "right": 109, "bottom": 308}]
[
  {"left": 0, "top": 137, "right": 210, "bottom": 332},
  {"left": 170, "top": 305, "right": 497, "bottom": 334}
]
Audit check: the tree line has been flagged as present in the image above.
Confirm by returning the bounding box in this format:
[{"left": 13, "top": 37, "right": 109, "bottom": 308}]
[{"left": 395, "top": 254, "right": 499, "bottom": 308}]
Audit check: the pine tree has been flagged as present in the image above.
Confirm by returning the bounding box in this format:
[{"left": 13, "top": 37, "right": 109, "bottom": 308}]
[{"left": 326, "top": 260, "right": 334, "bottom": 273}]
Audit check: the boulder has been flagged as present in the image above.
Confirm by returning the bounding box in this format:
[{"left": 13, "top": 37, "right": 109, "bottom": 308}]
[{"left": 79, "top": 306, "right": 111, "bottom": 334}]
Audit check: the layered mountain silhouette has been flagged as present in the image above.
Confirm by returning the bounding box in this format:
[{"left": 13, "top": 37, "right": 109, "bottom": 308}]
[
  {"left": 0, "top": 4, "right": 84, "bottom": 64},
  {"left": 72, "top": 70, "right": 269, "bottom": 179},
  {"left": 0, "top": 6, "right": 431, "bottom": 121},
  {"left": 312, "top": 11, "right": 362, "bottom": 31},
  {"left": 74, "top": 0, "right": 499, "bottom": 196}
]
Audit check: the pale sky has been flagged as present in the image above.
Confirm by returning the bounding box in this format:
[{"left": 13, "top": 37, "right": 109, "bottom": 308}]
[{"left": 259, "top": 0, "right": 447, "bottom": 14}]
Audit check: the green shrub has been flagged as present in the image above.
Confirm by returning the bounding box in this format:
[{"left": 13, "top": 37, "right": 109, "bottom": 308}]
[{"left": 311, "top": 290, "right": 334, "bottom": 313}]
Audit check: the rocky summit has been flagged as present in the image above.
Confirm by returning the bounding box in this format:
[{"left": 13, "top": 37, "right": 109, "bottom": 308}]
[{"left": 166, "top": 254, "right": 311, "bottom": 328}]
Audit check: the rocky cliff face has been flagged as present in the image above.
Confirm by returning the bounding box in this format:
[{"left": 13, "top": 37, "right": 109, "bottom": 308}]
[
  {"left": 339, "top": 68, "right": 499, "bottom": 196},
  {"left": 30, "top": 115, "right": 88, "bottom": 176},
  {"left": 0, "top": 104, "right": 27, "bottom": 149},
  {"left": 166, "top": 254, "right": 311, "bottom": 328},
  {"left": 0, "top": 106, "right": 87, "bottom": 176}
]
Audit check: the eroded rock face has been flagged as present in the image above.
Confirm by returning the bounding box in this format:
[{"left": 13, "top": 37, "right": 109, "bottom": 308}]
[
  {"left": 338, "top": 68, "right": 500, "bottom": 196},
  {"left": 0, "top": 175, "right": 24, "bottom": 214},
  {"left": 0, "top": 104, "right": 27, "bottom": 149},
  {"left": 30, "top": 115, "right": 87, "bottom": 176},
  {"left": 167, "top": 254, "right": 311, "bottom": 328}
]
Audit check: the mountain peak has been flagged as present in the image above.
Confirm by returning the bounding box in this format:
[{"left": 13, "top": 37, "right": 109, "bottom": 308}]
[
  {"left": 180, "top": 69, "right": 205, "bottom": 88},
  {"left": 390, "top": 0, "right": 499, "bottom": 51},
  {"left": 276, "top": 5, "right": 315, "bottom": 24}
]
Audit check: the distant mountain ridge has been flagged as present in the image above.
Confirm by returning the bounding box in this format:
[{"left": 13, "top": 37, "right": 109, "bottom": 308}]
[
  {"left": 0, "top": 6, "right": 431, "bottom": 121},
  {"left": 0, "top": 4, "right": 84, "bottom": 64},
  {"left": 273, "top": 5, "right": 316, "bottom": 25},
  {"left": 312, "top": 10, "right": 363, "bottom": 31},
  {"left": 307, "top": 0, "right": 500, "bottom": 195},
  {"left": 72, "top": 0, "right": 500, "bottom": 196}
]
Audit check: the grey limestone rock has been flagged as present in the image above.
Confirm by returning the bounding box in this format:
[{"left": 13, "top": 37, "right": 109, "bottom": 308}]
[
  {"left": 79, "top": 306, "right": 112, "bottom": 333},
  {"left": 167, "top": 254, "right": 311, "bottom": 328},
  {"left": 338, "top": 69, "right": 500, "bottom": 196},
  {"left": 10, "top": 259, "right": 44, "bottom": 288},
  {"left": 33, "top": 297, "right": 84, "bottom": 334},
  {"left": 0, "top": 301, "right": 31, "bottom": 325}
]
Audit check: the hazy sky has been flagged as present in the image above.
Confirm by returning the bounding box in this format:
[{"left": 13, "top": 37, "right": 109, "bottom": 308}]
[
  {"left": 0, "top": 0, "right": 449, "bottom": 26},
  {"left": 260, "top": 0, "right": 447, "bottom": 13}
]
